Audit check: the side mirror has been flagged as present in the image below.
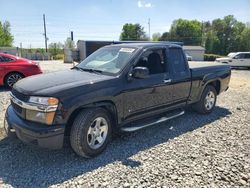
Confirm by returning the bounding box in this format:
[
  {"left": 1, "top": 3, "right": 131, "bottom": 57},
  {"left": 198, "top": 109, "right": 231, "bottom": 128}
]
[{"left": 131, "top": 67, "right": 149, "bottom": 79}]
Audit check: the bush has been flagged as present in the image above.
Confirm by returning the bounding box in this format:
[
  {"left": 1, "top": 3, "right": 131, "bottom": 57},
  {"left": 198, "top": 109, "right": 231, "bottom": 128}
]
[
  {"left": 53, "top": 54, "right": 64, "bottom": 60},
  {"left": 204, "top": 54, "right": 224, "bottom": 61}
]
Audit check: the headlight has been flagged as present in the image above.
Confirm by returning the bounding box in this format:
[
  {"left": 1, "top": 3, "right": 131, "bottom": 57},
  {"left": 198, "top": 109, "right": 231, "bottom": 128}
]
[
  {"left": 29, "top": 96, "right": 59, "bottom": 106},
  {"left": 26, "top": 110, "right": 56, "bottom": 125},
  {"left": 26, "top": 96, "right": 59, "bottom": 125}
]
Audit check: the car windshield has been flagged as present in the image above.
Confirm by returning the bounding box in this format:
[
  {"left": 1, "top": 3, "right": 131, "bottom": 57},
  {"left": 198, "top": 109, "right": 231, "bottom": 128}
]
[
  {"left": 227, "top": 53, "right": 236, "bottom": 57},
  {"left": 77, "top": 46, "right": 137, "bottom": 74}
]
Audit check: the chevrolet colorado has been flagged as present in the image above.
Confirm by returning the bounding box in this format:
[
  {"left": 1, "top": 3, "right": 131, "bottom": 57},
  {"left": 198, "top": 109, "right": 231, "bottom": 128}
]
[{"left": 4, "top": 43, "right": 231, "bottom": 158}]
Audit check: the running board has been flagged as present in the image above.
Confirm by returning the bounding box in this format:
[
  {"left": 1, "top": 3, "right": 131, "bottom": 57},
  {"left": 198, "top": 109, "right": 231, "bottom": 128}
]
[{"left": 121, "top": 110, "right": 185, "bottom": 132}]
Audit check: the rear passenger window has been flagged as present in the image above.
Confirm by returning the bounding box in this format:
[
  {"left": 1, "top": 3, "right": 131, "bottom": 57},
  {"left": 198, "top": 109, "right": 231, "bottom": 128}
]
[
  {"left": 0, "top": 56, "right": 14, "bottom": 62},
  {"left": 168, "top": 48, "right": 186, "bottom": 73},
  {"left": 244, "top": 54, "right": 250, "bottom": 59}
]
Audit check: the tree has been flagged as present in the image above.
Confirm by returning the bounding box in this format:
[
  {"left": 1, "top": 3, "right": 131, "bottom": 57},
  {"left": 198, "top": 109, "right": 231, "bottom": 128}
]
[
  {"left": 49, "top": 42, "right": 63, "bottom": 57},
  {"left": 205, "top": 15, "right": 246, "bottom": 55},
  {"left": 0, "top": 21, "right": 14, "bottom": 47},
  {"left": 152, "top": 32, "right": 161, "bottom": 41},
  {"left": 239, "top": 27, "right": 250, "bottom": 51},
  {"left": 64, "top": 37, "right": 75, "bottom": 49},
  {"left": 159, "top": 32, "right": 171, "bottom": 41},
  {"left": 167, "top": 19, "right": 202, "bottom": 45},
  {"left": 120, "top": 23, "right": 148, "bottom": 41}
]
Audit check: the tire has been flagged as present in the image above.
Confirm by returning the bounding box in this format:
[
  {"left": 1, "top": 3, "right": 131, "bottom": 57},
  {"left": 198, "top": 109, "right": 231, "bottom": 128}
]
[
  {"left": 193, "top": 85, "right": 217, "bottom": 114},
  {"left": 4, "top": 72, "right": 24, "bottom": 88},
  {"left": 70, "top": 108, "right": 112, "bottom": 158}
]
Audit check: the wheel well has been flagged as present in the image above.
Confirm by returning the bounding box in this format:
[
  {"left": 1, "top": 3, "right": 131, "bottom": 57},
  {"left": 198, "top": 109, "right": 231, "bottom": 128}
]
[
  {"left": 208, "top": 80, "right": 221, "bottom": 94},
  {"left": 64, "top": 102, "right": 118, "bottom": 136},
  {"left": 4, "top": 71, "right": 25, "bottom": 83}
]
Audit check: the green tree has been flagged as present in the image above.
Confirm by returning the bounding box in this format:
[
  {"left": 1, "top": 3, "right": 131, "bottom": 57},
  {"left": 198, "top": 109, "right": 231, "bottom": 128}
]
[
  {"left": 64, "top": 37, "right": 75, "bottom": 49},
  {"left": 159, "top": 32, "right": 171, "bottom": 41},
  {"left": 49, "top": 42, "right": 63, "bottom": 57},
  {"left": 120, "top": 23, "right": 148, "bottom": 41},
  {"left": 0, "top": 21, "right": 14, "bottom": 47},
  {"left": 239, "top": 27, "right": 250, "bottom": 51},
  {"left": 207, "top": 15, "right": 246, "bottom": 55},
  {"left": 152, "top": 32, "right": 161, "bottom": 41},
  {"left": 169, "top": 19, "right": 202, "bottom": 45}
]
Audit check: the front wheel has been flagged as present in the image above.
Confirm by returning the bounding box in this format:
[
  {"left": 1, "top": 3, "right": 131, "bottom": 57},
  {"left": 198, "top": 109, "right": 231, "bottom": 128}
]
[
  {"left": 70, "top": 108, "right": 112, "bottom": 158},
  {"left": 193, "top": 85, "right": 217, "bottom": 114}
]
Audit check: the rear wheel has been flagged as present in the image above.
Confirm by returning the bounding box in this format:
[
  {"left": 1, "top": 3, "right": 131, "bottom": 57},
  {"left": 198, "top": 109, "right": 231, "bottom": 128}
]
[
  {"left": 4, "top": 72, "right": 24, "bottom": 88},
  {"left": 70, "top": 108, "right": 112, "bottom": 158},
  {"left": 193, "top": 85, "right": 217, "bottom": 114}
]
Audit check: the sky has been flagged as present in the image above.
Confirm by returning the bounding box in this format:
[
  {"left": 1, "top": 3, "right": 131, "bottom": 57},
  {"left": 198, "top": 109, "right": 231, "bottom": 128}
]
[{"left": 0, "top": 0, "right": 250, "bottom": 48}]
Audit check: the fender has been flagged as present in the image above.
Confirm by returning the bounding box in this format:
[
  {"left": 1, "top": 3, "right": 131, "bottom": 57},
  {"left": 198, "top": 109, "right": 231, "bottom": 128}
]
[{"left": 197, "top": 73, "right": 221, "bottom": 101}]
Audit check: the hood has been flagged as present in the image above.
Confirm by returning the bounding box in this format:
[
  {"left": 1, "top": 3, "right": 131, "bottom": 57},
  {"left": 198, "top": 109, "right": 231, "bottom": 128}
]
[
  {"left": 14, "top": 70, "right": 113, "bottom": 95},
  {"left": 216, "top": 57, "right": 231, "bottom": 61}
]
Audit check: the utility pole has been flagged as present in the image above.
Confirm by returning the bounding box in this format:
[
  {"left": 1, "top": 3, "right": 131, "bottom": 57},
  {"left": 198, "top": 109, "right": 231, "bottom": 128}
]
[
  {"left": 43, "top": 14, "right": 48, "bottom": 52},
  {"left": 20, "top": 42, "right": 22, "bottom": 57},
  {"left": 71, "top": 31, "right": 74, "bottom": 41},
  {"left": 148, "top": 18, "right": 151, "bottom": 41}
]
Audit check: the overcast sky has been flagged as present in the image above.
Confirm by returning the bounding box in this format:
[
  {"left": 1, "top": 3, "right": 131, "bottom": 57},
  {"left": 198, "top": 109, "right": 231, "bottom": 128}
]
[{"left": 1, "top": 0, "right": 250, "bottom": 48}]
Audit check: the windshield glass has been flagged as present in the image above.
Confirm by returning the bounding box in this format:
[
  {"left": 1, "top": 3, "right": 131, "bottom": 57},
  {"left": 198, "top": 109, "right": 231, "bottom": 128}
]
[
  {"left": 227, "top": 52, "right": 236, "bottom": 57},
  {"left": 77, "top": 46, "right": 137, "bottom": 74}
]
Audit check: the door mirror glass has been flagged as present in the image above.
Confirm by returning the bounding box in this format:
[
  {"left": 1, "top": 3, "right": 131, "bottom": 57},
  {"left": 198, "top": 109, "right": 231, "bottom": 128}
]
[{"left": 132, "top": 67, "right": 149, "bottom": 79}]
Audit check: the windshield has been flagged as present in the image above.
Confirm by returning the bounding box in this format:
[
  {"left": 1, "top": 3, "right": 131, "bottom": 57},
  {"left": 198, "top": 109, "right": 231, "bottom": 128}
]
[
  {"left": 227, "top": 52, "right": 236, "bottom": 57},
  {"left": 77, "top": 46, "right": 137, "bottom": 74}
]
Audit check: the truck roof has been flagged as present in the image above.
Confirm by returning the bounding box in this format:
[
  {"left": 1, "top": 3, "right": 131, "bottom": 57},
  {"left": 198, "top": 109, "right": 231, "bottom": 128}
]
[{"left": 108, "top": 42, "right": 182, "bottom": 49}]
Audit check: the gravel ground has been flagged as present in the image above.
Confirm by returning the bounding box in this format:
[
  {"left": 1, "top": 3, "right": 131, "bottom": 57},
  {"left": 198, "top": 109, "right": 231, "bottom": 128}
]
[{"left": 0, "top": 62, "right": 249, "bottom": 188}]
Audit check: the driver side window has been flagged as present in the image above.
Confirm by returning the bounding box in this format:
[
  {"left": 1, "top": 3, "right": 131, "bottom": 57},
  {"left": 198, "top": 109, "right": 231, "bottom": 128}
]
[
  {"left": 135, "top": 49, "right": 166, "bottom": 75},
  {"left": 234, "top": 54, "right": 244, "bottom": 59}
]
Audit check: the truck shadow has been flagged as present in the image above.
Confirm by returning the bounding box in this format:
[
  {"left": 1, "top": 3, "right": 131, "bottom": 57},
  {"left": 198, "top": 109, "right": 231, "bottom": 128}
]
[{"left": 0, "top": 106, "right": 231, "bottom": 187}]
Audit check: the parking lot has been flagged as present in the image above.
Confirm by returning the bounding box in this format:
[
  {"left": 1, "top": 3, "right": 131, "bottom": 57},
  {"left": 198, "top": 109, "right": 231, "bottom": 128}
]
[{"left": 0, "top": 61, "right": 249, "bottom": 187}]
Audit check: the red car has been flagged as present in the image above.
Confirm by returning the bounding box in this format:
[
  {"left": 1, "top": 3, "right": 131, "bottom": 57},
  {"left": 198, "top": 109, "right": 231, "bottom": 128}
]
[{"left": 0, "top": 53, "right": 42, "bottom": 87}]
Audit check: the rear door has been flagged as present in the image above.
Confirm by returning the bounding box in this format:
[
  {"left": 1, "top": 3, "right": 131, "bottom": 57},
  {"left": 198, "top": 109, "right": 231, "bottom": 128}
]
[
  {"left": 242, "top": 53, "right": 250, "bottom": 67},
  {"left": 167, "top": 47, "right": 191, "bottom": 105}
]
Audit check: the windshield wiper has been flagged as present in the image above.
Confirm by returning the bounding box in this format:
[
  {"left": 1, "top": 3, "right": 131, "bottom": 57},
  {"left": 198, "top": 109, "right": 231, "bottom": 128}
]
[
  {"left": 71, "top": 66, "right": 83, "bottom": 71},
  {"left": 80, "top": 68, "right": 103, "bottom": 74}
]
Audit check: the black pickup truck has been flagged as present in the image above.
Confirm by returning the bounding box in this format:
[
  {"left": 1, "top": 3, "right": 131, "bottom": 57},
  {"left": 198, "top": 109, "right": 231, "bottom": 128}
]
[{"left": 4, "top": 43, "right": 231, "bottom": 158}]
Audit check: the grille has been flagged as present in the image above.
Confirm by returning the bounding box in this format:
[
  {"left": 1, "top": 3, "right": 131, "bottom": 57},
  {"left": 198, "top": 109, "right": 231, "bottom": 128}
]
[
  {"left": 11, "top": 101, "right": 22, "bottom": 114},
  {"left": 11, "top": 89, "right": 29, "bottom": 102},
  {"left": 11, "top": 101, "right": 26, "bottom": 119}
]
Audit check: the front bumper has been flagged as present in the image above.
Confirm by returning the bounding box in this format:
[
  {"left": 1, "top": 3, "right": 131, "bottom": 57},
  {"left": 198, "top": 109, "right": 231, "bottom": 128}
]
[{"left": 5, "top": 105, "right": 65, "bottom": 149}]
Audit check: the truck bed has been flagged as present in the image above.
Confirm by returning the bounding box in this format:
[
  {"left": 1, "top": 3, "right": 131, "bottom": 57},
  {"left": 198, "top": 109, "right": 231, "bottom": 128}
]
[{"left": 188, "top": 61, "right": 227, "bottom": 69}]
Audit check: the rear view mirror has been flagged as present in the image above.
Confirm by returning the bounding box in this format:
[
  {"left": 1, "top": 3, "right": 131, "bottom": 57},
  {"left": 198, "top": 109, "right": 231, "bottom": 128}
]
[{"left": 132, "top": 67, "right": 149, "bottom": 79}]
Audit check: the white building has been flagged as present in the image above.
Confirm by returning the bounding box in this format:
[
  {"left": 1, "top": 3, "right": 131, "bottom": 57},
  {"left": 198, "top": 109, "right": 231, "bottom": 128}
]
[{"left": 183, "top": 46, "right": 205, "bottom": 61}]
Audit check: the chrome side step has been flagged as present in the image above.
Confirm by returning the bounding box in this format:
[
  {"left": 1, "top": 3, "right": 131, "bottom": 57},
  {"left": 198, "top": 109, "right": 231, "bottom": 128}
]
[{"left": 121, "top": 110, "right": 185, "bottom": 132}]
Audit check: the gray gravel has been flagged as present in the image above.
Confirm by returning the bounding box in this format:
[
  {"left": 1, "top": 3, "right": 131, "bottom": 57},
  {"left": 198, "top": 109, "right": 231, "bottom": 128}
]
[{"left": 0, "top": 63, "right": 249, "bottom": 188}]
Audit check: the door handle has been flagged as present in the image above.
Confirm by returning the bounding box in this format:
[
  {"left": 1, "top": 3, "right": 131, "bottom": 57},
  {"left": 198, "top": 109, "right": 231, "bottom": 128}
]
[{"left": 163, "top": 79, "right": 172, "bottom": 84}]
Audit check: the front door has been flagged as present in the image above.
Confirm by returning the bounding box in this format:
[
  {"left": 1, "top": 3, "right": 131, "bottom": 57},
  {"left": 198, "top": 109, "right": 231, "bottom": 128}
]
[{"left": 123, "top": 48, "right": 173, "bottom": 121}]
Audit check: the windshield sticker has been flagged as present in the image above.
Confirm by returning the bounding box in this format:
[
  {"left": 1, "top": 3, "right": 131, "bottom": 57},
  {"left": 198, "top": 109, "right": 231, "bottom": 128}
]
[{"left": 119, "top": 48, "right": 135, "bottom": 53}]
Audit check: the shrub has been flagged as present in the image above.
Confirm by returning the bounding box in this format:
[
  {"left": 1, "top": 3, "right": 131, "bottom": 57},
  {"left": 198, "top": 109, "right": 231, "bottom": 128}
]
[
  {"left": 204, "top": 54, "right": 224, "bottom": 61},
  {"left": 53, "top": 54, "right": 64, "bottom": 60}
]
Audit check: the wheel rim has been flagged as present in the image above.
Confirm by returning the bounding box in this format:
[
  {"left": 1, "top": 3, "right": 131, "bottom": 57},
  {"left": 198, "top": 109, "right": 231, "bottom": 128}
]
[
  {"left": 205, "top": 91, "right": 215, "bottom": 110},
  {"left": 87, "top": 117, "right": 108, "bottom": 149},
  {"left": 7, "top": 74, "right": 22, "bottom": 87}
]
